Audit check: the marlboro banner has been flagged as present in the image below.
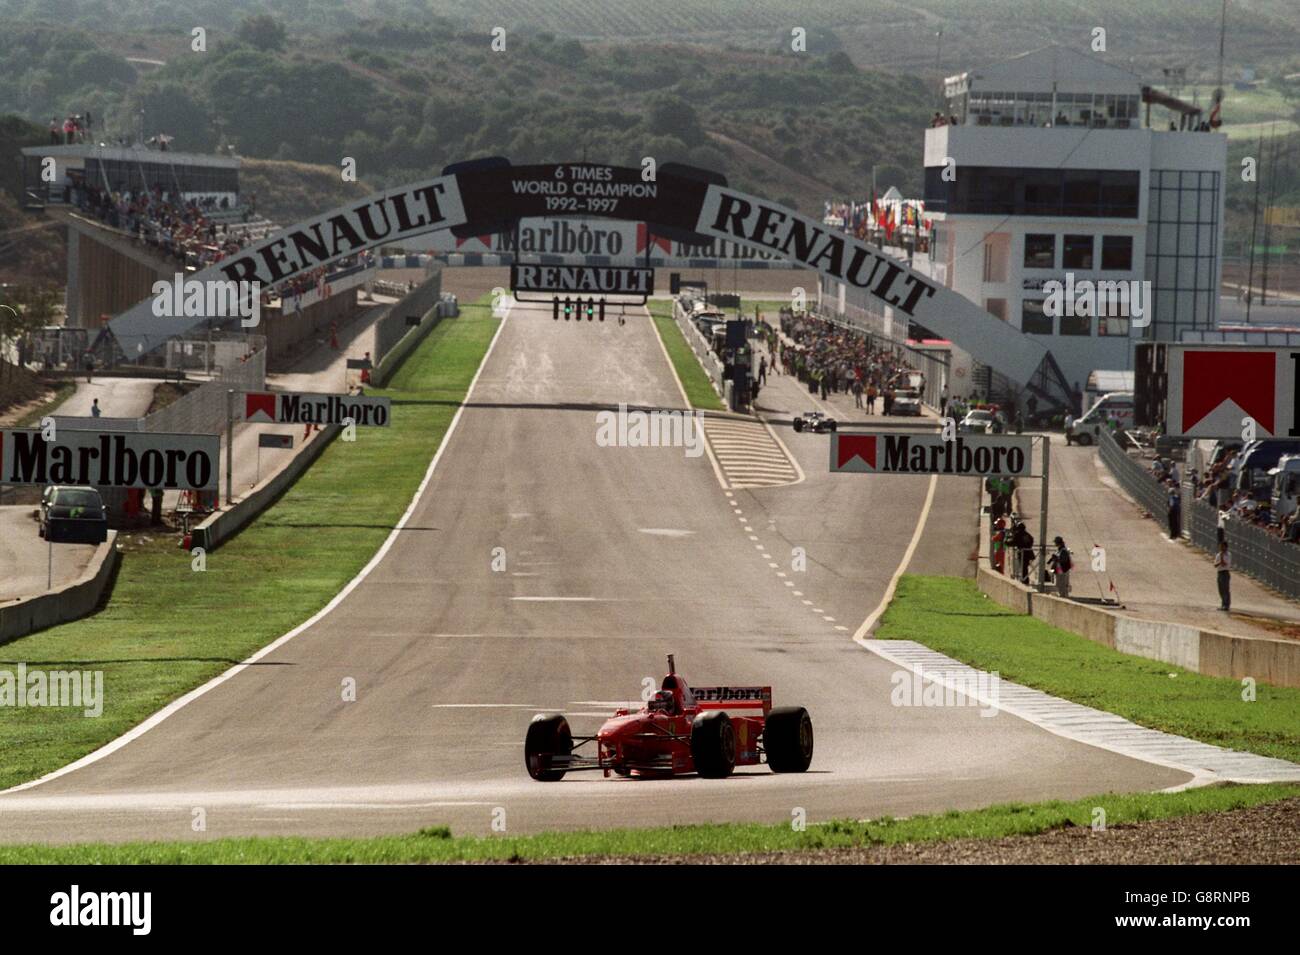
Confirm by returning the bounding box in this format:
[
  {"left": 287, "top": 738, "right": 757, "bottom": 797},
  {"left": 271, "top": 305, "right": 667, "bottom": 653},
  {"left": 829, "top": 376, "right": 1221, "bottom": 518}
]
[
  {"left": 244, "top": 391, "right": 391, "bottom": 427},
  {"left": 831, "top": 432, "right": 1032, "bottom": 476},
  {"left": 0, "top": 429, "right": 220, "bottom": 489}
]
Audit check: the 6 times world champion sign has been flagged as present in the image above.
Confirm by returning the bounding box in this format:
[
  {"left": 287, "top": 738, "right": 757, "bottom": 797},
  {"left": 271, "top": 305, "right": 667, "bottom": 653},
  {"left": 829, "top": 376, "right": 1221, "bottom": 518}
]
[{"left": 830, "top": 432, "right": 1032, "bottom": 476}]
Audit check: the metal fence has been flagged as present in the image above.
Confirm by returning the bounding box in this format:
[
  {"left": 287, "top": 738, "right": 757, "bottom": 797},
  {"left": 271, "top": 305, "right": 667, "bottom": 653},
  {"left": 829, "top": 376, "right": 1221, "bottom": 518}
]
[
  {"left": 1098, "top": 429, "right": 1169, "bottom": 520},
  {"left": 145, "top": 347, "right": 266, "bottom": 436},
  {"left": 1101, "top": 429, "right": 1300, "bottom": 600},
  {"left": 1187, "top": 496, "right": 1300, "bottom": 600}
]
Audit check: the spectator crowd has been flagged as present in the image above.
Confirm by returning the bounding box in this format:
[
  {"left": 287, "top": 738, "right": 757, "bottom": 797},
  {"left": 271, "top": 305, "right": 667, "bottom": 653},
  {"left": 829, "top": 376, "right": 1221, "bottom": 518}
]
[
  {"left": 70, "top": 180, "right": 373, "bottom": 305},
  {"left": 773, "top": 308, "right": 923, "bottom": 410},
  {"left": 1187, "top": 446, "right": 1300, "bottom": 543}
]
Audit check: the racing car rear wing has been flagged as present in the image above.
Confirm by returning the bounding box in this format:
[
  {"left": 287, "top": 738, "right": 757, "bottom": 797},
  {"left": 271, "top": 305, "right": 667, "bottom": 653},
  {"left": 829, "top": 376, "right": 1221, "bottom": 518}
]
[{"left": 690, "top": 686, "right": 772, "bottom": 714}]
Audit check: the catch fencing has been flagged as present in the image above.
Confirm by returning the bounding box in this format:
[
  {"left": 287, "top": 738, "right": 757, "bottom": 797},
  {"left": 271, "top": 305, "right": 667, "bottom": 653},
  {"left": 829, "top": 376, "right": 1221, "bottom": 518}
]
[
  {"left": 145, "top": 346, "right": 266, "bottom": 437},
  {"left": 1097, "top": 429, "right": 1170, "bottom": 521},
  {"left": 1099, "top": 429, "right": 1300, "bottom": 601}
]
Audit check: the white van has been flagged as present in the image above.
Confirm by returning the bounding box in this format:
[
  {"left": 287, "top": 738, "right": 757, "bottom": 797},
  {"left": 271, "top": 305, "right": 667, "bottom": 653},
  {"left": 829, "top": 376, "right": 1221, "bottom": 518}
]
[
  {"left": 1270, "top": 455, "right": 1300, "bottom": 520},
  {"left": 1066, "top": 392, "right": 1135, "bottom": 446}
]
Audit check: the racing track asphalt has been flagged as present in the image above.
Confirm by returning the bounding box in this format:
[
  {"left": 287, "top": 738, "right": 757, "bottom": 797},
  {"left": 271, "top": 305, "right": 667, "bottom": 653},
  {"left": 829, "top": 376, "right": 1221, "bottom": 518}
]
[{"left": 0, "top": 300, "right": 1188, "bottom": 843}]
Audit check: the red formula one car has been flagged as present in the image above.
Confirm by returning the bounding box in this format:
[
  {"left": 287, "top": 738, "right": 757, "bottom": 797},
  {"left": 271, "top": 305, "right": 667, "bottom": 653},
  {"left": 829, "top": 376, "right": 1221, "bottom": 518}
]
[{"left": 524, "top": 655, "right": 813, "bottom": 780}]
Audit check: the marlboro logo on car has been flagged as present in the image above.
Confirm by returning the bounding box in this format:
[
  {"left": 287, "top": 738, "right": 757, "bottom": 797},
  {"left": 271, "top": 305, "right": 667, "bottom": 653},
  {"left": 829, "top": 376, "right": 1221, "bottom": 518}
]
[
  {"left": 0, "top": 429, "right": 219, "bottom": 490},
  {"left": 244, "top": 391, "right": 390, "bottom": 427},
  {"left": 831, "top": 432, "right": 1031, "bottom": 476}
]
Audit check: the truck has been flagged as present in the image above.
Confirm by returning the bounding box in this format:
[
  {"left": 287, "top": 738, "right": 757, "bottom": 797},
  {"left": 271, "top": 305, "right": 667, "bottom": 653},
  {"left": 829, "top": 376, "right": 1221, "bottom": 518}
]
[{"left": 1269, "top": 454, "right": 1300, "bottom": 521}]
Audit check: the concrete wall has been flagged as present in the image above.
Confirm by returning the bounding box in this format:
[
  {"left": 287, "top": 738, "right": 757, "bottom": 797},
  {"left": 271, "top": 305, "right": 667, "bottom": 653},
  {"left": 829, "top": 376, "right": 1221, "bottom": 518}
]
[
  {"left": 0, "top": 532, "right": 120, "bottom": 645},
  {"left": 371, "top": 277, "right": 447, "bottom": 389},
  {"left": 977, "top": 563, "right": 1300, "bottom": 687},
  {"left": 68, "top": 225, "right": 171, "bottom": 330},
  {"left": 263, "top": 290, "right": 357, "bottom": 368},
  {"left": 192, "top": 426, "right": 340, "bottom": 552},
  {"left": 373, "top": 271, "right": 443, "bottom": 368}
]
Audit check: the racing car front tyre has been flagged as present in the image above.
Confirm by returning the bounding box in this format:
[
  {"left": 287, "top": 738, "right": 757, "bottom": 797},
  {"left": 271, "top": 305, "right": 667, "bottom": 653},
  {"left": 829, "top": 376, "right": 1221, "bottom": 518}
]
[
  {"left": 793, "top": 420, "right": 803, "bottom": 433},
  {"left": 525, "top": 713, "right": 572, "bottom": 781},
  {"left": 828, "top": 421, "right": 837, "bottom": 432},
  {"left": 764, "top": 706, "right": 814, "bottom": 773},
  {"left": 690, "top": 710, "right": 736, "bottom": 779}
]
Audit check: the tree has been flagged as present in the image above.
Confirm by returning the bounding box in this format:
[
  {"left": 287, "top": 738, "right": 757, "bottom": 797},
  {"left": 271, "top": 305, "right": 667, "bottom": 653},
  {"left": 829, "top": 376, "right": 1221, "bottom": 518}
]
[
  {"left": 646, "top": 95, "right": 703, "bottom": 143},
  {"left": 236, "top": 15, "right": 287, "bottom": 53},
  {"left": 0, "top": 285, "right": 57, "bottom": 382}
]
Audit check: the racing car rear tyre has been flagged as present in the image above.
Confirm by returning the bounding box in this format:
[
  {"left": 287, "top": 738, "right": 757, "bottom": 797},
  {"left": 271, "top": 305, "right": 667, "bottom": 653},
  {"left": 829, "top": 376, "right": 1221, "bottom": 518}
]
[
  {"left": 525, "top": 713, "right": 572, "bottom": 782},
  {"left": 690, "top": 710, "right": 736, "bottom": 779},
  {"left": 764, "top": 706, "right": 814, "bottom": 773},
  {"left": 793, "top": 420, "right": 803, "bottom": 433},
  {"left": 828, "top": 421, "right": 837, "bottom": 432}
]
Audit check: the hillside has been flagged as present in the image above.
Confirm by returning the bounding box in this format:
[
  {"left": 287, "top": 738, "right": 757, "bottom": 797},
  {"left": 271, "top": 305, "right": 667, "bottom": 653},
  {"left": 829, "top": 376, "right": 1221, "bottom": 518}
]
[
  {"left": 0, "top": 21, "right": 943, "bottom": 216},
  {"left": 0, "top": 115, "right": 64, "bottom": 284},
  {"left": 0, "top": 2, "right": 1296, "bottom": 246},
  {"left": 236, "top": 159, "right": 374, "bottom": 227},
  {"left": 4, "top": 0, "right": 1300, "bottom": 78}
]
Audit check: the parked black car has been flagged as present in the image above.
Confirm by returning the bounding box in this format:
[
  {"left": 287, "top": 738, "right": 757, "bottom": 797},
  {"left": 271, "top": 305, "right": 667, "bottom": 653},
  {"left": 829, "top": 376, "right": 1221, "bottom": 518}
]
[{"left": 39, "top": 485, "right": 108, "bottom": 544}]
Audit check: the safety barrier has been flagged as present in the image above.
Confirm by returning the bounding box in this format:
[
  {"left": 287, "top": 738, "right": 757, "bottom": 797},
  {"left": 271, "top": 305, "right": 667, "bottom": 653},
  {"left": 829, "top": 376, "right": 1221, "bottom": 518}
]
[
  {"left": 144, "top": 348, "right": 266, "bottom": 438},
  {"left": 1099, "top": 430, "right": 1300, "bottom": 601},
  {"left": 0, "top": 532, "right": 120, "bottom": 645},
  {"left": 1187, "top": 496, "right": 1300, "bottom": 600},
  {"left": 976, "top": 564, "right": 1300, "bottom": 688},
  {"left": 671, "top": 300, "right": 725, "bottom": 397},
  {"left": 190, "top": 427, "right": 340, "bottom": 552},
  {"left": 1097, "top": 429, "right": 1169, "bottom": 520},
  {"left": 371, "top": 279, "right": 450, "bottom": 389}
]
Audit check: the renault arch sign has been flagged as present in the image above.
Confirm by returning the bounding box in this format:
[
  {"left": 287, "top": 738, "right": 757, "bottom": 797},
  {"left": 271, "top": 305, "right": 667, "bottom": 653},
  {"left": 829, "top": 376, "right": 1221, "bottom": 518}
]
[{"left": 104, "top": 158, "right": 1058, "bottom": 400}]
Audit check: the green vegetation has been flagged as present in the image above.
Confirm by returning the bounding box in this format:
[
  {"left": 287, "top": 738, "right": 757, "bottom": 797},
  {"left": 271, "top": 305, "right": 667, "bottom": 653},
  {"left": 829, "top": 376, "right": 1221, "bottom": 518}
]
[
  {"left": 877, "top": 576, "right": 1300, "bottom": 764},
  {"left": 0, "top": 782, "right": 1292, "bottom": 863},
  {"left": 10, "top": 377, "right": 74, "bottom": 426},
  {"left": 648, "top": 300, "right": 724, "bottom": 411},
  {"left": 0, "top": 14, "right": 935, "bottom": 217},
  {"left": 0, "top": 299, "right": 499, "bottom": 791}
]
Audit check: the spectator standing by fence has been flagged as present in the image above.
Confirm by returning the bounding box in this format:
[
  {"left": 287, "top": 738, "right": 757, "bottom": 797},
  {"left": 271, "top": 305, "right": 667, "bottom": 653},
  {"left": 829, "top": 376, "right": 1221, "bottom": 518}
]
[
  {"left": 1167, "top": 482, "right": 1182, "bottom": 539},
  {"left": 1214, "top": 540, "right": 1231, "bottom": 611},
  {"left": 1048, "top": 536, "right": 1072, "bottom": 597}
]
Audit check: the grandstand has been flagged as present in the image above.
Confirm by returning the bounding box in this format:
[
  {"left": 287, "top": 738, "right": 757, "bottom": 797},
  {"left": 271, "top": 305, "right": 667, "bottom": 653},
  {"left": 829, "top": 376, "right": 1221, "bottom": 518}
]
[{"left": 18, "top": 140, "right": 377, "bottom": 368}]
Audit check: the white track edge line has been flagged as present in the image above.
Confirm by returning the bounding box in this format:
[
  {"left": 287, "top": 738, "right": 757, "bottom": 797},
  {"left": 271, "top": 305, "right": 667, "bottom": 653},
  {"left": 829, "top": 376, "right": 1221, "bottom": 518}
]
[
  {"left": 852, "top": 472, "right": 937, "bottom": 642},
  {"left": 844, "top": 469, "right": 1223, "bottom": 791},
  {"left": 1, "top": 302, "right": 514, "bottom": 796},
  {"left": 861, "top": 639, "right": 1219, "bottom": 790}
]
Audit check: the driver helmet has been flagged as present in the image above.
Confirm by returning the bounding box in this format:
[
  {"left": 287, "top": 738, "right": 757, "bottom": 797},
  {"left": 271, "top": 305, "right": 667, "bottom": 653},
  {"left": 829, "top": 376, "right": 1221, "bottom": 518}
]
[{"left": 651, "top": 689, "right": 676, "bottom": 713}]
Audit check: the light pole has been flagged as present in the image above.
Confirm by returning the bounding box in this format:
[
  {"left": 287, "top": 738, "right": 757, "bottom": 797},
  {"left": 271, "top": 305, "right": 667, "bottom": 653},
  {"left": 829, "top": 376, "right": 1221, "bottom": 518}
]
[{"left": 934, "top": 29, "right": 944, "bottom": 107}]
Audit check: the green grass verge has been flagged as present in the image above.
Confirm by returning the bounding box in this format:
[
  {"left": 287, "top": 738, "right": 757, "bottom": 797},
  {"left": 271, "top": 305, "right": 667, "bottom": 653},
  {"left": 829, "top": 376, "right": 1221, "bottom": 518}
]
[
  {"left": 14, "top": 379, "right": 75, "bottom": 427},
  {"left": 0, "top": 299, "right": 499, "bottom": 792},
  {"left": 877, "top": 576, "right": 1300, "bottom": 764},
  {"left": 647, "top": 301, "right": 725, "bottom": 411},
  {"left": 0, "top": 782, "right": 1293, "bottom": 863}
]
